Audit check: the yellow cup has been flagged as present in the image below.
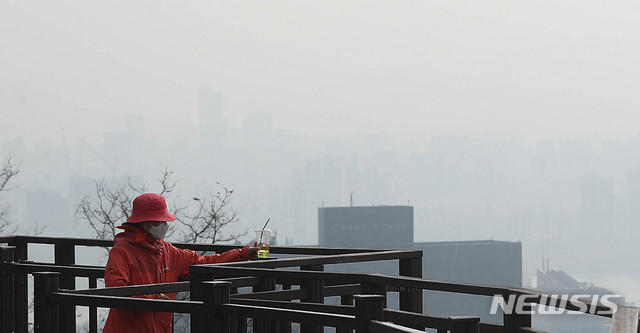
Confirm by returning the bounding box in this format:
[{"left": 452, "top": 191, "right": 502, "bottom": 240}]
[{"left": 256, "top": 229, "right": 271, "bottom": 258}]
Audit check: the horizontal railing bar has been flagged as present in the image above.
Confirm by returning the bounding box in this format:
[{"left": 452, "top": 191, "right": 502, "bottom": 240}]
[
  {"left": 230, "top": 283, "right": 359, "bottom": 301},
  {"left": 223, "top": 276, "right": 262, "bottom": 288},
  {"left": 195, "top": 266, "right": 514, "bottom": 297},
  {"left": 378, "top": 275, "right": 613, "bottom": 317},
  {"left": 265, "top": 246, "right": 389, "bottom": 255},
  {"left": 368, "top": 274, "right": 515, "bottom": 297},
  {"left": 324, "top": 283, "right": 361, "bottom": 297},
  {"left": 49, "top": 292, "right": 202, "bottom": 313},
  {"left": 193, "top": 266, "right": 368, "bottom": 284},
  {"left": 1, "top": 235, "right": 113, "bottom": 247},
  {"left": 17, "top": 261, "right": 105, "bottom": 270},
  {"left": 232, "top": 298, "right": 355, "bottom": 316},
  {"left": 202, "top": 266, "right": 619, "bottom": 320},
  {"left": 325, "top": 279, "right": 354, "bottom": 286},
  {"left": 1, "top": 235, "right": 247, "bottom": 252},
  {"left": 174, "top": 243, "right": 388, "bottom": 255},
  {"left": 275, "top": 277, "right": 358, "bottom": 287},
  {"left": 516, "top": 328, "right": 549, "bottom": 333},
  {"left": 232, "top": 288, "right": 308, "bottom": 301},
  {"left": 12, "top": 262, "right": 105, "bottom": 277},
  {"left": 219, "top": 303, "right": 356, "bottom": 328},
  {"left": 479, "top": 322, "right": 505, "bottom": 333},
  {"left": 68, "top": 280, "right": 352, "bottom": 300},
  {"left": 383, "top": 309, "right": 471, "bottom": 330},
  {"left": 372, "top": 272, "right": 623, "bottom": 316},
  {"left": 369, "top": 320, "right": 426, "bottom": 333},
  {"left": 1, "top": 235, "right": 389, "bottom": 255},
  {"left": 214, "top": 250, "right": 423, "bottom": 269},
  {"left": 67, "top": 281, "right": 191, "bottom": 296}
]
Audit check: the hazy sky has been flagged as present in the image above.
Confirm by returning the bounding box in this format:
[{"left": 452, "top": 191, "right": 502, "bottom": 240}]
[
  {"left": 4, "top": 1, "right": 640, "bottom": 306},
  {"left": 2, "top": 1, "right": 639, "bottom": 145}
]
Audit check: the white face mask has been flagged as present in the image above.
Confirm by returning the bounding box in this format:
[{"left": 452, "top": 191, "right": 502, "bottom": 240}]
[{"left": 147, "top": 222, "right": 169, "bottom": 239}]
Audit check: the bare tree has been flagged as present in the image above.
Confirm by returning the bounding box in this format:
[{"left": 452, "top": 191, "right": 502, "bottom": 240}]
[
  {"left": 75, "top": 168, "right": 244, "bottom": 244},
  {"left": 75, "top": 178, "right": 139, "bottom": 240},
  {"left": 75, "top": 168, "right": 177, "bottom": 240},
  {"left": 0, "top": 154, "right": 21, "bottom": 234},
  {"left": 176, "top": 183, "right": 245, "bottom": 244},
  {"left": 0, "top": 155, "right": 48, "bottom": 333}
]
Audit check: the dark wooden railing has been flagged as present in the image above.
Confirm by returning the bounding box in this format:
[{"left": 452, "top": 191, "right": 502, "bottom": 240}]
[{"left": 1, "top": 235, "right": 638, "bottom": 333}]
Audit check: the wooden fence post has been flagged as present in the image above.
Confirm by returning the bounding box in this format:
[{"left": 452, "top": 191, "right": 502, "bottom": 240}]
[
  {"left": 33, "top": 272, "right": 60, "bottom": 333},
  {"left": 8, "top": 239, "right": 28, "bottom": 333},
  {"left": 399, "top": 256, "right": 423, "bottom": 313},
  {"left": 88, "top": 277, "right": 98, "bottom": 333},
  {"left": 278, "top": 284, "right": 293, "bottom": 333},
  {"left": 337, "top": 294, "right": 354, "bottom": 333},
  {"left": 503, "top": 293, "right": 532, "bottom": 333},
  {"left": 1, "top": 246, "right": 15, "bottom": 333},
  {"left": 190, "top": 268, "right": 213, "bottom": 333},
  {"left": 54, "top": 244, "right": 76, "bottom": 332},
  {"left": 202, "top": 281, "right": 231, "bottom": 333},
  {"left": 300, "top": 264, "right": 324, "bottom": 333},
  {"left": 361, "top": 282, "right": 387, "bottom": 307},
  {"left": 450, "top": 316, "right": 480, "bottom": 333},
  {"left": 254, "top": 276, "right": 277, "bottom": 333},
  {"left": 354, "top": 294, "right": 384, "bottom": 333}
]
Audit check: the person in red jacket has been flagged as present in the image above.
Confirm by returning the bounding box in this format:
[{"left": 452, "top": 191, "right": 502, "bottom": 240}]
[{"left": 102, "top": 193, "right": 258, "bottom": 333}]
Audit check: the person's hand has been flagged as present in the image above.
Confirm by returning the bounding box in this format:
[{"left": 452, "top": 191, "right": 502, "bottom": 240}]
[
  {"left": 160, "top": 293, "right": 170, "bottom": 300},
  {"left": 248, "top": 246, "right": 259, "bottom": 259}
]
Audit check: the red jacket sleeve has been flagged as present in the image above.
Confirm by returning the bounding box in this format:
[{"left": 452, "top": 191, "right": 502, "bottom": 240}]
[
  {"left": 104, "top": 247, "right": 130, "bottom": 287},
  {"left": 198, "top": 246, "right": 251, "bottom": 264},
  {"left": 173, "top": 245, "right": 251, "bottom": 280}
]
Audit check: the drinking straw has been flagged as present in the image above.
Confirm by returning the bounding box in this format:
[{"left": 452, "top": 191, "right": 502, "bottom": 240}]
[{"left": 259, "top": 218, "right": 271, "bottom": 243}]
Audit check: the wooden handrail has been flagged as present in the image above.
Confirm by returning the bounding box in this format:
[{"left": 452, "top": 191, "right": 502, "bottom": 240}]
[
  {"left": 3, "top": 236, "right": 639, "bottom": 333},
  {"left": 0, "top": 234, "right": 396, "bottom": 255},
  {"left": 193, "top": 265, "right": 625, "bottom": 320},
  {"left": 369, "top": 320, "right": 427, "bottom": 333}
]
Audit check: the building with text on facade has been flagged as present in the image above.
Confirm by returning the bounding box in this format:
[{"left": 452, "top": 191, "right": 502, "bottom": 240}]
[{"left": 318, "top": 205, "right": 521, "bottom": 323}]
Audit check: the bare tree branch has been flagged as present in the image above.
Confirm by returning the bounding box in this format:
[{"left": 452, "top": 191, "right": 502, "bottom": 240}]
[
  {"left": 75, "top": 170, "right": 245, "bottom": 246},
  {"left": 0, "top": 154, "right": 21, "bottom": 234},
  {"left": 175, "top": 183, "right": 246, "bottom": 244},
  {"left": 26, "top": 221, "right": 46, "bottom": 236},
  {"left": 0, "top": 154, "right": 21, "bottom": 192},
  {"left": 158, "top": 168, "right": 177, "bottom": 195},
  {"left": 0, "top": 205, "right": 18, "bottom": 234},
  {"left": 75, "top": 178, "right": 142, "bottom": 240}
]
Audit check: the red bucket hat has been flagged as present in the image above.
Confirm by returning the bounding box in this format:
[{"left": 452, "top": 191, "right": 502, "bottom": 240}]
[{"left": 126, "top": 193, "right": 177, "bottom": 223}]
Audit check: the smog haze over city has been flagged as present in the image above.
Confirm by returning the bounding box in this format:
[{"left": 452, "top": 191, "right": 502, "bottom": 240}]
[{"left": 2, "top": 0, "right": 640, "bottom": 309}]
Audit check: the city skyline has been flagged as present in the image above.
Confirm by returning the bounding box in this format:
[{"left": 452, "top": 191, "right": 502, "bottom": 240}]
[
  {"left": 2, "top": 1, "right": 640, "bottom": 145},
  {"left": 2, "top": 0, "right": 640, "bottom": 310}
]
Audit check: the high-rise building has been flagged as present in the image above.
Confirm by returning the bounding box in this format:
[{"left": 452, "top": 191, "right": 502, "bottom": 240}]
[
  {"left": 318, "top": 205, "right": 413, "bottom": 249},
  {"left": 417, "top": 240, "right": 522, "bottom": 322},
  {"left": 243, "top": 112, "right": 272, "bottom": 150},
  {"left": 199, "top": 87, "right": 228, "bottom": 148},
  {"left": 580, "top": 175, "right": 614, "bottom": 237},
  {"left": 317, "top": 205, "right": 521, "bottom": 322},
  {"left": 627, "top": 168, "right": 640, "bottom": 236}
]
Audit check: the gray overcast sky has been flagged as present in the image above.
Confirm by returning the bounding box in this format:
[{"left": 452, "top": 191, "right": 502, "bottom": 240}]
[
  {"left": 1, "top": 1, "right": 639, "bottom": 144},
  {"left": 4, "top": 2, "right": 640, "bottom": 303}
]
